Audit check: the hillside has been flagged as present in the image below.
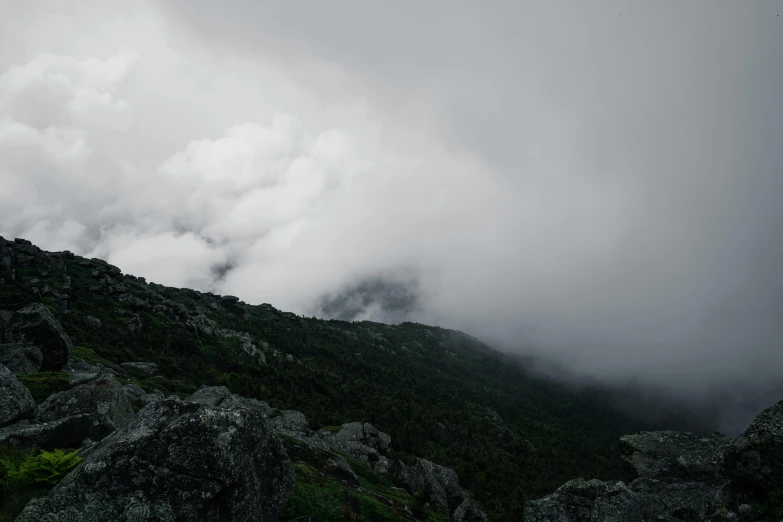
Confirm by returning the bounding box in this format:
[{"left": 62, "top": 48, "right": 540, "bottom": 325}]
[{"left": 0, "top": 236, "right": 654, "bottom": 520}]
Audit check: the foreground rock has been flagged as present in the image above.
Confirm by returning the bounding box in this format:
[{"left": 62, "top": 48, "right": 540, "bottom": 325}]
[
  {"left": 0, "top": 343, "right": 42, "bottom": 374},
  {"left": 0, "top": 414, "right": 92, "bottom": 450},
  {"left": 0, "top": 364, "right": 35, "bottom": 428},
  {"left": 723, "top": 399, "right": 783, "bottom": 491},
  {"left": 525, "top": 401, "right": 783, "bottom": 521},
  {"left": 0, "top": 303, "right": 72, "bottom": 370},
  {"left": 393, "top": 458, "right": 488, "bottom": 522},
  {"left": 36, "top": 374, "right": 135, "bottom": 440},
  {"left": 16, "top": 397, "right": 295, "bottom": 522}
]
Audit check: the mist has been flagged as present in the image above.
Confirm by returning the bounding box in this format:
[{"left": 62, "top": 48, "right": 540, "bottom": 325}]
[{"left": 1, "top": 1, "right": 782, "bottom": 435}]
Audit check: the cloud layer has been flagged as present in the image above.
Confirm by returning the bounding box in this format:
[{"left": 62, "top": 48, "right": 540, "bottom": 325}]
[{"left": 2, "top": 1, "right": 782, "bottom": 433}]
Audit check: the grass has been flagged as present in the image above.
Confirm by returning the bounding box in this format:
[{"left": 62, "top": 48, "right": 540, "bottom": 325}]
[{"left": 16, "top": 372, "right": 70, "bottom": 403}]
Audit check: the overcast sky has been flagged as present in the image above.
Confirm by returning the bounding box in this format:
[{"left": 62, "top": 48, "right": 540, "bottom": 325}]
[{"left": 1, "top": 1, "right": 782, "bottom": 433}]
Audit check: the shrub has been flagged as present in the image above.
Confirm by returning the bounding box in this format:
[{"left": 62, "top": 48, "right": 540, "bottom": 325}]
[{"left": 0, "top": 448, "right": 83, "bottom": 489}]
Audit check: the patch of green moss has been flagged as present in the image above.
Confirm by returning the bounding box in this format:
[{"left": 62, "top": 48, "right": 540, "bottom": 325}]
[
  {"left": 17, "top": 372, "right": 69, "bottom": 403},
  {"left": 71, "top": 345, "right": 104, "bottom": 365}
]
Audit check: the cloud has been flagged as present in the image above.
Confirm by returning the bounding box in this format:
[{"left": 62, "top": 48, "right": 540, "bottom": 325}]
[{"left": 2, "top": 1, "right": 782, "bottom": 434}]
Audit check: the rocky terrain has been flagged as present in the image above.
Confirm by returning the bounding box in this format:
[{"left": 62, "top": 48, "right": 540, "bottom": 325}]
[{"left": 3, "top": 235, "right": 782, "bottom": 521}]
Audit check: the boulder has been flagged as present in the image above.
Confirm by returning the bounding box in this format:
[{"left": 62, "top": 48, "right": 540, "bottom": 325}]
[
  {"left": 187, "top": 386, "right": 273, "bottom": 416},
  {"left": 393, "top": 457, "right": 487, "bottom": 522},
  {"left": 140, "top": 391, "right": 165, "bottom": 406},
  {"left": 271, "top": 410, "right": 311, "bottom": 433},
  {"left": 524, "top": 478, "right": 649, "bottom": 522},
  {"left": 36, "top": 374, "right": 135, "bottom": 440},
  {"left": 2, "top": 303, "right": 72, "bottom": 370},
  {"left": 723, "top": 398, "right": 783, "bottom": 492},
  {"left": 0, "top": 342, "right": 43, "bottom": 374},
  {"left": 332, "top": 421, "right": 392, "bottom": 454},
  {"left": 0, "top": 364, "right": 35, "bottom": 428},
  {"left": 15, "top": 397, "right": 295, "bottom": 522},
  {"left": 121, "top": 361, "right": 158, "bottom": 375},
  {"left": 0, "top": 414, "right": 92, "bottom": 450},
  {"left": 619, "top": 430, "right": 730, "bottom": 482}
]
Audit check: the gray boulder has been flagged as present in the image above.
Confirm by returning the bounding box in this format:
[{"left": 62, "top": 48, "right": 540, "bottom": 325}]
[
  {"left": 271, "top": 410, "right": 311, "bottom": 433},
  {"left": 2, "top": 303, "right": 72, "bottom": 370},
  {"left": 393, "top": 457, "right": 487, "bottom": 522},
  {"left": 140, "top": 391, "right": 165, "bottom": 406},
  {"left": 187, "top": 386, "right": 272, "bottom": 416},
  {"left": 0, "top": 343, "right": 42, "bottom": 374},
  {"left": 0, "top": 364, "right": 35, "bottom": 428},
  {"left": 332, "top": 421, "right": 392, "bottom": 454},
  {"left": 36, "top": 374, "right": 135, "bottom": 440},
  {"left": 0, "top": 414, "right": 92, "bottom": 450},
  {"left": 15, "top": 397, "right": 294, "bottom": 522},
  {"left": 723, "top": 398, "right": 783, "bottom": 491}
]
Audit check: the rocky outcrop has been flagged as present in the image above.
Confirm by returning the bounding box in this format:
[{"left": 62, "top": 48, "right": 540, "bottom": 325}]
[
  {"left": 15, "top": 397, "right": 295, "bottom": 522},
  {"left": 36, "top": 374, "right": 135, "bottom": 440},
  {"left": 268, "top": 406, "right": 487, "bottom": 521},
  {"left": 0, "top": 343, "right": 42, "bottom": 374},
  {"left": 121, "top": 361, "right": 158, "bottom": 375},
  {"left": 186, "top": 385, "right": 273, "bottom": 416},
  {"left": 393, "top": 458, "right": 487, "bottom": 522},
  {"left": 0, "top": 364, "right": 35, "bottom": 428},
  {"left": 524, "top": 402, "right": 783, "bottom": 521},
  {"left": 0, "top": 303, "right": 72, "bottom": 370},
  {"left": 0, "top": 414, "right": 92, "bottom": 450},
  {"left": 723, "top": 399, "right": 783, "bottom": 492}
]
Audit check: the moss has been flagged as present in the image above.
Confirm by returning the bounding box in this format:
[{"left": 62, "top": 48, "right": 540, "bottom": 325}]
[
  {"left": 71, "top": 345, "right": 104, "bottom": 365},
  {"left": 17, "top": 372, "right": 69, "bottom": 403}
]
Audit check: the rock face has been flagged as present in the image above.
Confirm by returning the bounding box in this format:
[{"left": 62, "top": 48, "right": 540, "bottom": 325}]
[
  {"left": 187, "top": 385, "right": 273, "bottom": 416},
  {"left": 524, "top": 405, "right": 783, "bottom": 522},
  {"left": 1, "top": 303, "right": 72, "bottom": 370},
  {"left": 723, "top": 399, "right": 783, "bottom": 491},
  {"left": 36, "top": 374, "right": 135, "bottom": 440},
  {"left": 0, "top": 364, "right": 35, "bottom": 428},
  {"left": 0, "top": 343, "right": 43, "bottom": 374},
  {"left": 15, "top": 397, "right": 295, "bottom": 522},
  {"left": 0, "top": 414, "right": 92, "bottom": 450},
  {"left": 393, "top": 458, "right": 488, "bottom": 522}
]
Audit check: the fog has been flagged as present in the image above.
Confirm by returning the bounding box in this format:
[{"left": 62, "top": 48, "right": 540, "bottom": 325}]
[{"left": 1, "top": 1, "right": 782, "bottom": 434}]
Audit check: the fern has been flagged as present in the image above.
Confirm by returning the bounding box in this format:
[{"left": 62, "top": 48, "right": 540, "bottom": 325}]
[{"left": 0, "top": 449, "right": 83, "bottom": 488}]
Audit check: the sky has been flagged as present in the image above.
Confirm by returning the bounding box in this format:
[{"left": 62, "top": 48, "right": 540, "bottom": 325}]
[{"left": 1, "top": 0, "right": 782, "bottom": 434}]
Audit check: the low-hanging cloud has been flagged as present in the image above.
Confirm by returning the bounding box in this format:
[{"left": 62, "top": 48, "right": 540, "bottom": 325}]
[{"left": 1, "top": 1, "right": 782, "bottom": 434}]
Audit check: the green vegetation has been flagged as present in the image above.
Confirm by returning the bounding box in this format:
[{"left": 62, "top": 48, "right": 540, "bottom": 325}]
[
  {"left": 0, "top": 252, "right": 655, "bottom": 521},
  {"left": 0, "top": 446, "right": 82, "bottom": 522},
  {"left": 760, "top": 488, "right": 783, "bottom": 519},
  {"left": 17, "top": 372, "right": 70, "bottom": 403}
]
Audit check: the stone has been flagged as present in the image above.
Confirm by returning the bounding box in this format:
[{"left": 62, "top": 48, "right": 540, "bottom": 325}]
[
  {"left": 36, "top": 374, "right": 135, "bottom": 440},
  {"left": 121, "top": 361, "right": 158, "bottom": 375},
  {"left": 271, "top": 410, "right": 311, "bottom": 433},
  {"left": 0, "top": 364, "right": 35, "bottom": 428},
  {"left": 15, "top": 397, "right": 295, "bottom": 522},
  {"left": 2, "top": 303, "right": 72, "bottom": 370},
  {"left": 0, "top": 343, "right": 43, "bottom": 374},
  {"left": 86, "top": 315, "right": 101, "bottom": 327},
  {"left": 393, "top": 457, "right": 487, "bottom": 522},
  {"left": 186, "top": 386, "right": 273, "bottom": 416},
  {"left": 723, "top": 398, "right": 783, "bottom": 492},
  {"left": 0, "top": 414, "right": 92, "bottom": 450}
]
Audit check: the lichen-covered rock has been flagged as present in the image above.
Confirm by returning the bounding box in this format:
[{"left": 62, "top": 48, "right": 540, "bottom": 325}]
[
  {"left": 722, "top": 398, "right": 783, "bottom": 492},
  {"left": 187, "top": 386, "right": 272, "bottom": 416},
  {"left": 271, "top": 410, "right": 311, "bottom": 433},
  {"left": 331, "top": 421, "right": 392, "bottom": 454},
  {"left": 393, "top": 457, "right": 487, "bottom": 522},
  {"left": 1, "top": 303, "right": 72, "bottom": 370},
  {"left": 620, "top": 430, "right": 730, "bottom": 482},
  {"left": 0, "top": 343, "right": 42, "bottom": 374},
  {"left": 0, "top": 413, "right": 91, "bottom": 449},
  {"left": 36, "top": 374, "right": 135, "bottom": 440},
  {"left": 524, "top": 478, "right": 649, "bottom": 522},
  {"left": 0, "top": 364, "right": 35, "bottom": 427},
  {"left": 15, "top": 397, "right": 294, "bottom": 522}
]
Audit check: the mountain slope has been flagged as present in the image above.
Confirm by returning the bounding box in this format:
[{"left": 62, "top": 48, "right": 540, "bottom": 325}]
[{"left": 0, "top": 236, "right": 653, "bottom": 521}]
